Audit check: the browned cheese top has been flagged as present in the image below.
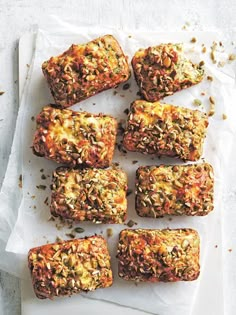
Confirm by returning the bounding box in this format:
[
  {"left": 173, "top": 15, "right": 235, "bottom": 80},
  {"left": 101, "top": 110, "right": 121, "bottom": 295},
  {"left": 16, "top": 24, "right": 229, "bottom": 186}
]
[
  {"left": 42, "top": 34, "right": 130, "bottom": 107},
  {"left": 32, "top": 106, "right": 117, "bottom": 168}
]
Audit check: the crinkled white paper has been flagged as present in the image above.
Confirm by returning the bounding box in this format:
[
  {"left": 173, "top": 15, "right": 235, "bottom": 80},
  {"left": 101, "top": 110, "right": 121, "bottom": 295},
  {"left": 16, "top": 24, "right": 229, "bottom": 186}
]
[{"left": 1, "top": 24, "right": 236, "bottom": 315}]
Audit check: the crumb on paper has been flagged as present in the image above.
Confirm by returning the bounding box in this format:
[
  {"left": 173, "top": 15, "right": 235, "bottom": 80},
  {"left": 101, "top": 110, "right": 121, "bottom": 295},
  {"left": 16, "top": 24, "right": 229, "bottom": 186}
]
[
  {"left": 222, "top": 113, "right": 227, "bottom": 120},
  {"left": 0, "top": 91, "right": 5, "bottom": 96},
  {"left": 106, "top": 228, "right": 113, "bottom": 238},
  {"left": 190, "top": 37, "right": 197, "bottom": 43},
  {"left": 40, "top": 168, "right": 44, "bottom": 172},
  {"left": 215, "top": 245, "right": 218, "bottom": 248},
  {"left": 202, "top": 46, "right": 207, "bottom": 53},
  {"left": 228, "top": 53, "right": 236, "bottom": 61},
  {"left": 199, "top": 60, "right": 205, "bottom": 67},
  {"left": 218, "top": 61, "right": 226, "bottom": 67},
  {"left": 26, "top": 64, "right": 30, "bottom": 68},
  {"left": 48, "top": 216, "right": 55, "bottom": 222},
  {"left": 168, "top": 217, "right": 173, "bottom": 221},
  {"left": 128, "top": 35, "right": 132, "bottom": 38},
  {"left": 132, "top": 160, "right": 138, "bottom": 164},
  {"left": 228, "top": 248, "right": 232, "bottom": 252},
  {"left": 207, "top": 76, "right": 213, "bottom": 81},
  {"left": 18, "top": 174, "right": 22, "bottom": 188},
  {"left": 31, "top": 195, "right": 35, "bottom": 199},
  {"left": 31, "top": 116, "right": 35, "bottom": 121},
  {"left": 41, "top": 174, "right": 47, "bottom": 180},
  {"left": 126, "top": 219, "right": 137, "bottom": 228},
  {"left": 93, "top": 103, "right": 96, "bottom": 106},
  {"left": 113, "top": 91, "right": 118, "bottom": 95}
]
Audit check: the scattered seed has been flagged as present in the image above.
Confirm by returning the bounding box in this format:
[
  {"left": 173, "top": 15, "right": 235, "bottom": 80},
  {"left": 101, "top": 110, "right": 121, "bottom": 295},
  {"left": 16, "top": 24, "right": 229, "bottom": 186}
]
[
  {"left": 106, "top": 228, "right": 113, "bottom": 237},
  {"left": 31, "top": 116, "right": 35, "bottom": 121},
  {"left": 66, "top": 233, "right": 76, "bottom": 239},
  {"left": 40, "top": 169, "right": 44, "bottom": 172},
  {"left": 123, "top": 108, "right": 129, "bottom": 115},
  {"left": 193, "top": 99, "right": 202, "bottom": 106},
  {"left": 36, "top": 184, "right": 47, "bottom": 190},
  {"left": 202, "top": 47, "right": 207, "bottom": 53},
  {"left": 126, "top": 219, "right": 137, "bottom": 228},
  {"left": 55, "top": 236, "right": 63, "bottom": 242},
  {"left": 41, "top": 174, "right": 47, "bottom": 180},
  {"left": 126, "top": 189, "right": 133, "bottom": 197},
  {"left": 132, "top": 160, "right": 138, "bottom": 164},
  {"left": 222, "top": 113, "right": 227, "bottom": 120},
  {"left": 209, "top": 96, "right": 215, "bottom": 105},
  {"left": 44, "top": 197, "right": 49, "bottom": 205},
  {"left": 199, "top": 60, "right": 205, "bottom": 67},
  {"left": 73, "top": 227, "right": 85, "bottom": 234},
  {"left": 123, "top": 83, "right": 130, "bottom": 90},
  {"left": 190, "top": 37, "right": 197, "bottom": 43},
  {"left": 215, "top": 245, "right": 218, "bottom": 248},
  {"left": 18, "top": 174, "right": 22, "bottom": 188}
]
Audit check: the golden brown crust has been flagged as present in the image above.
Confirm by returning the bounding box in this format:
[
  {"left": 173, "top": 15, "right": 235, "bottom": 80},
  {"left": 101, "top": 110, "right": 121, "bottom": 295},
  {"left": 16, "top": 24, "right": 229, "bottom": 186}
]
[
  {"left": 123, "top": 100, "right": 208, "bottom": 161},
  {"left": 51, "top": 167, "right": 128, "bottom": 223},
  {"left": 32, "top": 106, "right": 117, "bottom": 168},
  {"left": 117, "top": 229, "right": 200, "bottom": 282},
  {"left": 136, "top": 163, "right": 214, "bottom": 217},
  {"left": 28, "top": 236, "right": 113, "bottom": 299},
  {"left": 42, "top": 35, "right": 130, "bottom": 107},
  {"left": 132, "top": 43, "right": 204, "bottom": 101}
]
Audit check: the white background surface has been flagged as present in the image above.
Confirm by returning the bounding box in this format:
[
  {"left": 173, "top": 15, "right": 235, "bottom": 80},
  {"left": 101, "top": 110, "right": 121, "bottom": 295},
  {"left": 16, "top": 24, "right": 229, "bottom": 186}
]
[{"left": 0, "top": 1, "right": 236, "bottom": 315}]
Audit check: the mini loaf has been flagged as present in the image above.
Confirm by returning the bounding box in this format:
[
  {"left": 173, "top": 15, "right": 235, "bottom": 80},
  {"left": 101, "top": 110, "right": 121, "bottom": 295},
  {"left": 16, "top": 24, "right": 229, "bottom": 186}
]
[
  {"left": 32, "top": 106, "right": 117, "bottom": 168},
  {"left": 51, "top": 167, "right": 128, "bottom": 223},
  {"left": 117, "top": 229, "right": 200, "bottom": 282},
  {"left": 136, "top": 163, "right": 214, "bottom": 217},
  {"left": 42, "top": 34, "right": 130, "bottom": 107},
  {"left": 28, "top": 236, "right": 113, "bottom": 299},
  {"left": 132, "top": 43, "right": 204, "bottom": 101},
  {"left": 123, "top": 100, "right": 208, "bottom": 161}
]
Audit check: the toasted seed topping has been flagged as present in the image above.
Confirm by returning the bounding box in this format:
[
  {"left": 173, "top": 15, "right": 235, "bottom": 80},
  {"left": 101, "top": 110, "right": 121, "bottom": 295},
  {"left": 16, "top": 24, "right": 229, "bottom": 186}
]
[
  {"left": 28, "top": 236, "right": 113, "bottom": 299},
  {"left": 117, "top": 229, "right": 200, "bottom": 282},
  {"left": 132, "top": 43, "right": 204, "bottom": 102},
  {"left": 123, "top": 100, "right": 209, "bottom": 161},
  {"left": 136, "top": 163, "right": 214, "bottom": 217},
  {"left": 32, "top": 106, "right": 117, "bottom": 168},
  {"left": 50, "top": 167, "right": 127, "bottom": 224},
  {"left": 42, "top": 35, "right": 130, "bottom": 107}
]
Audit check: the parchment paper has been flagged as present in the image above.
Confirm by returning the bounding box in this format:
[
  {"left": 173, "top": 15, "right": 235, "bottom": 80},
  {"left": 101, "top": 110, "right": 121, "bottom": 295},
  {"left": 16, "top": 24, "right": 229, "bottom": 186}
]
[{"left": 1, "top": 23, "right": 236, "bottom": 315}]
